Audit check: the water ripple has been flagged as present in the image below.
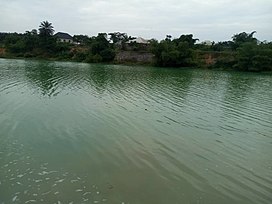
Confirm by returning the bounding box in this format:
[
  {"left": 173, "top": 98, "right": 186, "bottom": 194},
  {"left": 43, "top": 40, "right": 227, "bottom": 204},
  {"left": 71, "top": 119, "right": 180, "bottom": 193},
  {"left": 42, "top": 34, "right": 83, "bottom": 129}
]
[{"left": 1, "top": 59, "right": 272, "bottom": 203}]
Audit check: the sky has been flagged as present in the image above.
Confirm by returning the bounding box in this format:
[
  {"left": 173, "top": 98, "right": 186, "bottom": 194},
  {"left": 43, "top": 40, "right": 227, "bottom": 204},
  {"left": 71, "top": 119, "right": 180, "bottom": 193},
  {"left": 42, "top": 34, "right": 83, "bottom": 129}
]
[{"left": 0, "top": 0, "right": 272, "bottom": 42}]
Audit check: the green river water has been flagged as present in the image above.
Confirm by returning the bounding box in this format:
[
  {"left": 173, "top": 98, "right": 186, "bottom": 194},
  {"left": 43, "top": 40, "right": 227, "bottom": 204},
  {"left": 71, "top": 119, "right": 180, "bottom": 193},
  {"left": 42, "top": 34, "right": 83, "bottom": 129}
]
[{"left": 0, "top": 58, "right": 271, "bottom": 204}]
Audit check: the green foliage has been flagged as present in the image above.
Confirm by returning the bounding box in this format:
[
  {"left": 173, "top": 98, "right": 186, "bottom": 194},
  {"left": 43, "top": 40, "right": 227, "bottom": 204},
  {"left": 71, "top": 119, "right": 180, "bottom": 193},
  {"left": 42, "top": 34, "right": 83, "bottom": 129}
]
[
  {"left": 211, "top": 41, "right": 234, "bottom": 52},
  {"left": 212, "top": 52, "right": 237, "bottom": 69},
  {"left": 39, "top": 21, "right": 54, "bottom": 37},
  {"left": 73, "top": 51, "right": 88, "bottom": 62},
  {"left": 172, "top": 34, "right": 199, "bottom": 48},
  {"left": 100, "top": 49, "right": 115, "bottom": 62},
  {"left": 73, "top": 35, "right": 89, "bottom": 45},
  {"left": 1, "top": 26, "right": 272, "bottom": 72},
  {"left": 234, "top": 42, "right": 272, "bottom": 71},
  {"left": 90, "top": 33, "right": 115, "bottom": 62},
  {"left": 22, "top": 31, "right": 39, "bottom": 52},
  {"left": 85, "top": 54, "right": 103, "bottom": 63},
  {"left": 151, "top": 34, "right": 197, "bottom": 67},
  {"left": 108, "top": 32, "right": 128, "bottom": 44},
  {"left": 232, "top": 31, "right": 257, "bottom": 50}
]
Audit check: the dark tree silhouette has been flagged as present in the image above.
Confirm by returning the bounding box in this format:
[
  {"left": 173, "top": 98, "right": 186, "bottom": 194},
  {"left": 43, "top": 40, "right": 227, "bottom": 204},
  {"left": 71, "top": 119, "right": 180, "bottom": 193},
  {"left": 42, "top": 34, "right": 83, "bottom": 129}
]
[{"left": 39, "top": 21, "right": 54, "bottom": 37}]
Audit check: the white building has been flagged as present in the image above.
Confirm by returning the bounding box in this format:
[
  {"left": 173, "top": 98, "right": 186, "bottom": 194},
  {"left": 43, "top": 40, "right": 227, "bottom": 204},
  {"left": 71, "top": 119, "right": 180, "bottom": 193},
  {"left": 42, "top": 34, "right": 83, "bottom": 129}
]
[
  {"left": 55, "top": 32, "right": 74, "bottom": 43},
  {"left": 128, "top": 37, "right": 149, "bottom": 44}
]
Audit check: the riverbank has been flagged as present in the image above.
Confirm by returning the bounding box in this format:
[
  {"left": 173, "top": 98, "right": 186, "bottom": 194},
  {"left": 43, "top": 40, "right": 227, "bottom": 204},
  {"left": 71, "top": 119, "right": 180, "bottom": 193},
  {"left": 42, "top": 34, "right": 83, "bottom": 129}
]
[
  {"left": 0, "top": 46, "right": 232, "bottom": 67},
  {"left": 0, "top": 46, "right": 271, "bottom": 72},
  {"left": 1, "top": 31, "right": 272, "bottom": 71}
]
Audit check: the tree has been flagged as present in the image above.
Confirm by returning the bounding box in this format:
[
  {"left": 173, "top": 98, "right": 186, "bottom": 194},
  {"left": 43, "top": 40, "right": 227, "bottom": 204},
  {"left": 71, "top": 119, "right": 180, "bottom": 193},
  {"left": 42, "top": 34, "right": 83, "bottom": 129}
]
[
  {"left": 232, "top": 31, "right": 257, "bottom": 50},
  {"left": 73, "top": 35, "right": 89, "bottom": 45},
  {"left": 31, "top": 29, "right": 38, "bottom": 35},
  {"left": 108, "top": 32, "right": 128, "bottom": 44},
  {"left": 38, "top": 21, "right": 57, "bottom": 52},
  {"left": 166, "top": 35, "right": 172, "bottom": 41},
  {"left": 23, "top": 30, "right": 39, "bottom": 52},
  {"left": 151, "top": 35, "right": 196, "bottom": 67},
  {"left": 234, "top": 42, "right": 272, "bottom": 71},
  {"left": 88, "top": 33, "right": 115, "bottom": 62},
  {"left": 211, "top": 41, "right": 234, "bottom": 51},
  {"left": 173, "top": 34, "right": 199, "bottom": 48},
  {"left": 39, "top": 21, "right": 54, "bottom": 37}
]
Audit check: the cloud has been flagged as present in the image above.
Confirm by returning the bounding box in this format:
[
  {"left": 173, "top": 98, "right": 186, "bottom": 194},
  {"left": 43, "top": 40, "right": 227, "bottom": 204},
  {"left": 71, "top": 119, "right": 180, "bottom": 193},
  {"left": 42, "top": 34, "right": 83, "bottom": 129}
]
[{"left": 0, "top": 0, "right": 271, "bottom": 41}]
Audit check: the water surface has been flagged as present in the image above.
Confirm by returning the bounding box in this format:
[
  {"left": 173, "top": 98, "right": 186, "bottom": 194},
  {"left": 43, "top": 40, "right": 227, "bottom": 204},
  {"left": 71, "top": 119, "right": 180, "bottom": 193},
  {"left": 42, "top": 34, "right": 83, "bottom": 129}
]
[{"left": 0, "top": 58, "right": 272, "bottom": 203}]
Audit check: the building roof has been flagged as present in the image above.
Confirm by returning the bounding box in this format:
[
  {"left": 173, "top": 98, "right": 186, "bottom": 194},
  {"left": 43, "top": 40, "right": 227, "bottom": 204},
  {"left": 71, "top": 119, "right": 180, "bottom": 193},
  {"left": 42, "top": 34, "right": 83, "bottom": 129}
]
[
  {"left": 128, "top": 37, "right": 149, "bottom": 44},
  {"left": 54, "top": 32, "right": 73, "bottom": 40}
]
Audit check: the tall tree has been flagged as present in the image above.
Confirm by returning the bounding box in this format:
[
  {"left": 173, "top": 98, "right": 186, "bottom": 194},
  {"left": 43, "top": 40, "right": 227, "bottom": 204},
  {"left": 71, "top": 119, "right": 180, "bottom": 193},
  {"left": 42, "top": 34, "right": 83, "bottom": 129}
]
[
  {"left": 232, "top": 31, "right": 257, "bottom": 50},
  {"left": 173, "top": 34, "right": 199, "bottom": 48},
  {"left": 108, "top": 32, "right": 128, "bottom": 44},
  {"left": 38, "top": 21, "right": 56, "bottom": 52},
  {"left": 39, "top": 21, "right": 54, "bottom": 37}
]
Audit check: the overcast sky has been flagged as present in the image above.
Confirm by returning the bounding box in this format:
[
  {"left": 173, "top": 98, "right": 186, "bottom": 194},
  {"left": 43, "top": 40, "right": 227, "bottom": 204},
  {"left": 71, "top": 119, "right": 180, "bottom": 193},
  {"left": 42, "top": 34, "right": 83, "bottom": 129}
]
[{"left": 0, "top": 0, "right": 271, "bottom": 42}]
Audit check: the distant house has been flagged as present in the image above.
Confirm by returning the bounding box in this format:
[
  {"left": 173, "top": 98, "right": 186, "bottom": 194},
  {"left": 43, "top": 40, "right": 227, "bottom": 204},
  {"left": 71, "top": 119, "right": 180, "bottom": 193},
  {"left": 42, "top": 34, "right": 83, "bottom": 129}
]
[
  {"left": 128, "top": 37, "right": 149, "bottom": 44},
  {"left": 201, "top": 40, "right": 213, "bottom": 46},
  {"left": 55, "top": 32, "right": 73, "bottom": 43}
]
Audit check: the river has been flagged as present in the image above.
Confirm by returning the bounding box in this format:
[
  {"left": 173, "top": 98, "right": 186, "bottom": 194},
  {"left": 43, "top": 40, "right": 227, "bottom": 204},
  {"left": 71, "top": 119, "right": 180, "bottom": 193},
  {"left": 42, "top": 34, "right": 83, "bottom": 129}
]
[{"left": 0, "top": 58, "right": 271, "bottom": 204}]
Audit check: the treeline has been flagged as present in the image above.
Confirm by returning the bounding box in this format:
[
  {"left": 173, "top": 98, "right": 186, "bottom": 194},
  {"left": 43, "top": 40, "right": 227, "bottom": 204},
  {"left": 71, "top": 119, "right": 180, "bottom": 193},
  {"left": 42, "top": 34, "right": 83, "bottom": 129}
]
[
  {"left": 151, "top": 31, "right": 272, "bottom": 71},
  {"left": 0, "top": 21, "right": 272, "bottom": 72},
  {"left": 0, "top": 21, "right": 117, "bottom": 63}
]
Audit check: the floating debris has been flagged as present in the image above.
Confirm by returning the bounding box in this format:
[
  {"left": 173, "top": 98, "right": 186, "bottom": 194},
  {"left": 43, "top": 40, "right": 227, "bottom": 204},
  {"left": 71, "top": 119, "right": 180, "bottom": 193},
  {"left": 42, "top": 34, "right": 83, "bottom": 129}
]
[
  {"left": 12, "top": 195, "right": 18, "bottom": 202},
  {"left": 83, "top": 192, "right": 91, "bottom": 196},
  {"left": 56, "top": 179, "right": 65, "bottom": 183},
  {"left": 75, "top": 189, "right": 83, "bottom": 192},
  {"left": 62, "top": 172, "right": 69, "bottom": 176},
  {"left": 41, "top": 191, "right": 51, "bottom": 195},
  {"left": 38, "top": 170, "right": 57, "bottom": 175},
  {"left": 25, "top": 200, "right": 36, "bottom": 203}
]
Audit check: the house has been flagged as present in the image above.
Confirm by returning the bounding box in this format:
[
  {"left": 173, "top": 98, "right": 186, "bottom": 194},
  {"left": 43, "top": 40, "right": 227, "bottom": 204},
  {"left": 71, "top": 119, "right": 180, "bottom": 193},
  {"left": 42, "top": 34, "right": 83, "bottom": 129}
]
[
  {"left": 128, "top": 37, "right": 149, "bottom": 44},
  {"left": 201, "top": 40, "right": 213, "bottom": 46},
  {"left": 55, "top": 32, "right": 73, "bottom": 43}
]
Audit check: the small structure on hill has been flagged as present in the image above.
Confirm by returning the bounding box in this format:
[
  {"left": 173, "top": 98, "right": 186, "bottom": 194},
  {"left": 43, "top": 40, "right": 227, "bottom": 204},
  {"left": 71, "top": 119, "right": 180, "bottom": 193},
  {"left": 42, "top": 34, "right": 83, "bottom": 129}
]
[
  {"left": 55, "top": 32, "right": 73, "bottom": 43},
  {"left": 128, "top": 37, "right": 149, "bottom": 44},
  {"left": 201, "top": 40, "right": 213, "bottom": 46}
]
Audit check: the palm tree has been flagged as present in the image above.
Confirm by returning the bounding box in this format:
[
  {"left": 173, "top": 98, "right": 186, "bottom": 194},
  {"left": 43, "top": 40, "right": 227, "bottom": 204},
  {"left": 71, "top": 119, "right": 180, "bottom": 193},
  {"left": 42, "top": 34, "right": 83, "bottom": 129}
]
[{"left": 39, "top": 21, "right": 54, "bottom": 37}]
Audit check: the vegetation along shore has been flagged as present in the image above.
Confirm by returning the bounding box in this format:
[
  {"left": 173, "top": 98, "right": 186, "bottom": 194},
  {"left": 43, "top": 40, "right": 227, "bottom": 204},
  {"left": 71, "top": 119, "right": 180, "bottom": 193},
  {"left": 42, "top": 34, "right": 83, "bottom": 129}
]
[{"left": 0, "top": 21, "right": 271, "bottom": 72}]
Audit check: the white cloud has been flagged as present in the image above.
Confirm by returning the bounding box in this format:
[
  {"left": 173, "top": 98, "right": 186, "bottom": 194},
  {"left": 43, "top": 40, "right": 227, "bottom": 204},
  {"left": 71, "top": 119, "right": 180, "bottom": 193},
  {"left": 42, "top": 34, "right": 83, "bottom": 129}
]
[{"left": 0, "top": 0, "right": 271, "bottom": 41}]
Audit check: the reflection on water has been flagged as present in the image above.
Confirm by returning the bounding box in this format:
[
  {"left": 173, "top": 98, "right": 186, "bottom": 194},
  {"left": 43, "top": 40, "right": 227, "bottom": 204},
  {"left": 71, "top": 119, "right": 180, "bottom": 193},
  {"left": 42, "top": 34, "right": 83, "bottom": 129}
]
[{"left": 0, "top": 58, "right": 272, "bottom": 204}]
